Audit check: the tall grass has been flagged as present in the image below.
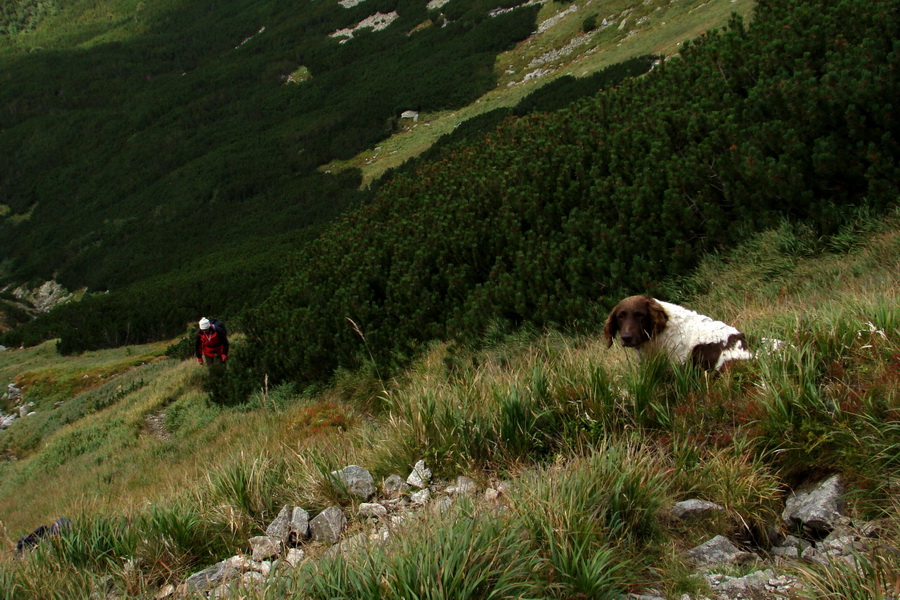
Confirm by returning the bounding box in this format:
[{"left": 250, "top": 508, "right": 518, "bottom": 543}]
[
  {"left": 0, "top": 218, "right": 897, "bottom": 597},
  {"left": 2, "top": 498, "right": 245, "bottom": 599},
  {"left": 283, "top": 498, "right": 545, "bottom": 600},
  {"left": 205, "top": 452, "right": 289, "bottom": 530}
]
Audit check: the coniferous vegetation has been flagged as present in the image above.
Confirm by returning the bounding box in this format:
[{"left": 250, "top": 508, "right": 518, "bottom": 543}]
[
  {"left": 235, "top": 0, "right": 899, "bottom": 393},
  {"left": 0, "top": 0, "right": 547, "bottom": 351}
]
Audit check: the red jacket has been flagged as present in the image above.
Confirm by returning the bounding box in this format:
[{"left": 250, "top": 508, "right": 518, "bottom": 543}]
[{"left": 195, "top": 324, "right": 229, "bottom": 359}]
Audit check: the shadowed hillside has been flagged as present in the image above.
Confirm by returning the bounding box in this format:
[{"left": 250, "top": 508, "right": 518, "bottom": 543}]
[{"left": 1, "top": 0, "right": 753, "bottom": 354}]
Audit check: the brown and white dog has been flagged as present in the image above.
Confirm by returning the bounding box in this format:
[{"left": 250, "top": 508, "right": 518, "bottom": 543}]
[{"left": 604, "top": 295, "right": 752, "bottom": 370}]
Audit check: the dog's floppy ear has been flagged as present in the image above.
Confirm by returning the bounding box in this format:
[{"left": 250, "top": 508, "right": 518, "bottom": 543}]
[
  {"left": 603, "top": 303, "right": 619, "bottom": 348},
  {"left": 647, "top": 297, "right": 668, "bottom": 337}
]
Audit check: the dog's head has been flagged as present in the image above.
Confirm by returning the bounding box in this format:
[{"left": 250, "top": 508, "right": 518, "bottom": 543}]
[{"left": 604, "top": 295, "right": 668, "bottom": 349}]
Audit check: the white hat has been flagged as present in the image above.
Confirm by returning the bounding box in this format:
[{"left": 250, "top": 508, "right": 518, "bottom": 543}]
[{"left": 199, "top": 317, "right": 211, "bottom": 330}]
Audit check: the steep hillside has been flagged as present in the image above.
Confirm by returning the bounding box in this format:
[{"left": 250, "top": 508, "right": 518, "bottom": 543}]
[
  {"left": 0, "top": 207, "right": 896, "bottom": 599},
  {"left": 0, "top": 0, "right": 540, "bottom": 289},
  {"left": 0, "top": 0, "right": 753, "bottom": 354},
  {"left": 234, "top": 0, "right": 898, "bottom": 393}
]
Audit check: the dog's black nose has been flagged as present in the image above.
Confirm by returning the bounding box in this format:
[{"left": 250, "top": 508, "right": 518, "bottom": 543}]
[{"left": 620, "top": 333, "right": 634, "bottom": 345}]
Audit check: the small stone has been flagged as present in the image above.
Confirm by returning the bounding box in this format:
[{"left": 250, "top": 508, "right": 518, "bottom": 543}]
[
  {"left": 241, "top": 571, "right": 264, "bottom": 584},
  {"left": 687, "top": 535, "right": 756, "bottom": 568},
  {"left": 670, "top": 499, "right": 725, "bottom": 521},
  {"left": 407, "top": 460, "right": 432, "bottom": 488},
  {"left": 410, "top": 489, "right": 431, "bottom": 504},
  {"left": 331, "top": 465, "right": 376, "bottom": 500},
  {"left": 359, "top": 503, "right": 388, "bottom": 519},
  {"left": 309, "top": 506, "right": 346, "bottom": 544},
  {"left": 155, "top": 584, "right": 175, "bottom": 599},
  {"left": 484, "top": 488, "right": 500, "bottom": 502},
  {"left": 284, "top": 548, "right": 305, "bottom": 567},
  {"left": 446, "top": 476, "right": 477, "bottom": 495},
  {"left": 249, "top": 536, "right": 280, "bottom": 561},
  {"left": 383, "top": 474, "right": 409, "bottom": 497}
]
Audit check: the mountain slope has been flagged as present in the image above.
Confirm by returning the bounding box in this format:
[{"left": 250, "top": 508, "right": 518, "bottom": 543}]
[{"left": 0, "top": 0, "right": 754, "bottom": 355}]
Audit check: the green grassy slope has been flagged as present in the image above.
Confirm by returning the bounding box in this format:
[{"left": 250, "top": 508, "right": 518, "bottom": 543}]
[{"left": 0, "top": 209, "right": 896, "bottom": 598}]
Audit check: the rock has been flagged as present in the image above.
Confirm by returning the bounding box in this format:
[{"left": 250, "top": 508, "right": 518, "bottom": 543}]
[
  {"left": 227, "top": 555, "right": 254, "bottom": 571},
  {"left": 772, "top": 534, "right": 812, "bottom": 560},
  {"left": 241, "top": 571, "right": 264, "bottom": 585},
  {"left": 706, "top": 569, "right": 777, "bottom": 598},
  {"left": 359, "top": 502, "right": 388, "bottom": 519},
  {"left": 445, "top": 476, "right": 477, "bottom": 495},
  {"left": 284, "top": 548, "right": 305, "bottom": 567},
  {"left": 407, "top": 460, "right": 432, "bottom": 488},
  {"left": 13, "top": 280, "right": 74, "bottom": 313},
  {"left": 309, "top": 506, "right": 346, "bottom": 544},
  {"left": 0, "top": 413, "right": 17, "bottom": 429},
  {"left": 434, "top": 495, "right": 453, "bottom": 513},
  {"left": 670, "top": 499, "right": 725, "bottom": 522},
  {"left": 290, "top": 507, "right": 310, "bottom": 540},
  {"left": 410, "top": 489, "right": 431, "bottom": 505},
  {"left": 771, "top": 545, "right": 799, "bottom": 559},
  {"left": 782, "top": 474, "right": 844, "bottom": 537},
  {"left": 249, "top": 536, "right": 280, "bottom": 561},
  {"left": 687, "top": 535, "right": 757, "bottom": 568},
  {"left": 326, "top": 531, "right": 368, "bottom": 558},
  {"left": 331, "top": 464, "right": 376, "bottom": 500},
  {"left": 484, "top": 488, "right": 500, "bottom": 502},
  {"left": 154, "top": 584, "right": 175, "bottom": 599},
  {"left": 383, "top": 474, "right": 409, "bottom": 497},
  {"left": 184, "top": 561, "right": 240, "bottom": 591},
  {"left": 265, "top": 506, "right": 293, "bottom": 543},
  {"left": 255, "top": 560, "right": 272, "bottom": 577},
  {"left": 265, "top": 505, "right": 310, "bottom": 544}
]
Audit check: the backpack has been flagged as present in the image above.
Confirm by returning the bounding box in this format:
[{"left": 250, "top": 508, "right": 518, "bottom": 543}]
[{"left": 209, "top": 318, "right": 227, "bottom": 338}]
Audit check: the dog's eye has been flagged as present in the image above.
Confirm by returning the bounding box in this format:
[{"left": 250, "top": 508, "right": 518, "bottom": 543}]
[
  {"left": 617, "top": 312, "right": 627, "bottom": 321},
  {"left": 633, "top": 312, "right": 645, "bottom": 319}
]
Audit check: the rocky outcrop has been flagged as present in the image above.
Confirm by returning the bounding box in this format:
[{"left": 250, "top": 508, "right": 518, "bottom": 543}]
[
  {"left": 12, "top": 280, "right": 74, "bottom": 313},
  {"left": 174, "top": 465, "right": 881, "bottom": 600}
]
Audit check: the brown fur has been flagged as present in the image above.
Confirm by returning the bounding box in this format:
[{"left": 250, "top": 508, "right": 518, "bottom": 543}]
[
  {"left": 690, "top": 333, "right": 748, "bottom": 371},
  {"left": 604, "top": 295, "right": 668, "bottom": 349}
]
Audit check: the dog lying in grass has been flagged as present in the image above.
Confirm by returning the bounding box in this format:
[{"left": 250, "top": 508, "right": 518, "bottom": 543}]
[{"left": 604, "top": 295, "right": 753, "bottom": 370}]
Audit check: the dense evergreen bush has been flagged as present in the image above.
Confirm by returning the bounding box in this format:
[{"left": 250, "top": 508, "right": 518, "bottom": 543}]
[{"left": 0, "top": 0, "right": 538, "bottom": 289}]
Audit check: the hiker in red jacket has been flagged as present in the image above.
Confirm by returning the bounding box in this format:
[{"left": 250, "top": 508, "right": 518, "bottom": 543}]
[{"left": 195, "top": 317, "right": 229, "bottom": 365}]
